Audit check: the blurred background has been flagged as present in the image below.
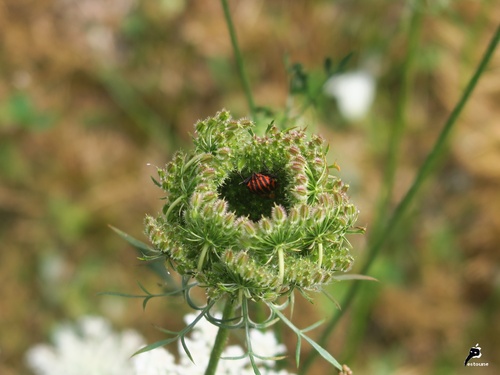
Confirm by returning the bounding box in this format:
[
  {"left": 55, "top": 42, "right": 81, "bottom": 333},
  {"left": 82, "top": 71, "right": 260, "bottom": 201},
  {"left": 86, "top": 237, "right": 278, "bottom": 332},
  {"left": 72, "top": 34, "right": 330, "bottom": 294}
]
[{"left": 0, "top": 1, "right": 498, "bottom": 374}]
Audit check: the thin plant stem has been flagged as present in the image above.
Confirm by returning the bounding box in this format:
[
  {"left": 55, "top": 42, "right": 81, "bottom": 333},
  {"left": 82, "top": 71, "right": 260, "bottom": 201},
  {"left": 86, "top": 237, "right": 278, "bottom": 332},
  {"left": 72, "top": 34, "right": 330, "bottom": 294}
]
[
  {"left": 341, "top": 3, "right": 424, "bottom": 360},
  {"left": 204, "top": 298, "right": 234, "bottom": 375},
  {"left": 372, "top": 1, "right": 423, "bottom": 239},
  {"left": 299, "top": 25, "right": 499, "bottom": 374},
  {"left": 221, "top": 0, "right": 256, "bottom": 119}
]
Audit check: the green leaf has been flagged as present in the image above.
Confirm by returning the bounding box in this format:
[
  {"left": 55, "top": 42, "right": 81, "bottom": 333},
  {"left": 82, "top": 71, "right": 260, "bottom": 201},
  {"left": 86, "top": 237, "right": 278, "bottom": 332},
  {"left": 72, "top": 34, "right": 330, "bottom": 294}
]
[
  {"left": 301, "top": 319, "right": 325, "bottom": 333},
  {"left": 180, "top": 336, "right": 195, "bottom": 363},
  {"left": 153, "top": 325, "right": 182, "bottom": 336},
  {"left": 321, "top": 290, "right": 341, "bottom": 310},
  {"left": 302, "top": 334, "right": 342, "bottom": 370},
  {"left": 332, "top": 274, "right": 378, "bottom": 282},
  {"left": 109, "top": 225, "right": 155, "bottom": 254},
  {"left": 289, "top": 63, "right": 309, "bottom": 94},
  {"left": 270, "top": 304, "right": 343, "bottom": 371},
  {"left": 97, "top": 291, "right": 148, "bottom": 299},
  {"left": 265, "top": 119, "right": 275, "bottom": 135},
  {"left": 249, "top": 355, "right": 262, "bottom": 375},
  {"left": 136, "top": 281, "right": 152, "bottom": 295},
  {"left": 151, "top": 176, "right": 161, "bottom": 187},
  {"left": 133, "top": 337, "right": 179, "bottom": 356},
  {"left": 295, "top": 335, "right": 302, "bottom": 367},
  {"left": 324, "top": 57, "right": 333, "bottom": 75},
  {"left": 110, "top": 225, "right": 174, "bottom": 283},
  {"left": 336, "top": 52, "right": 354, "bottom": 73}
]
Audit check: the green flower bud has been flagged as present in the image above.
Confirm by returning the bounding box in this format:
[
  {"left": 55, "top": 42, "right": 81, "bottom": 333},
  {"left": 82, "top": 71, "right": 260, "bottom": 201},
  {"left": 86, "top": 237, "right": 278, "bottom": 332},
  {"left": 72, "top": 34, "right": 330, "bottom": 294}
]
[
  {"left": 291, "top": 185, "right": 308, "bottom": 200},
  {"left": 272, "top": 205, "right": 287, "bottom": 224},
  {"left": 259, "top": 217, "right": 274, "bottom": 233},
  {"left": 146, "top": 110, "right": 363, "bottom": 302}
]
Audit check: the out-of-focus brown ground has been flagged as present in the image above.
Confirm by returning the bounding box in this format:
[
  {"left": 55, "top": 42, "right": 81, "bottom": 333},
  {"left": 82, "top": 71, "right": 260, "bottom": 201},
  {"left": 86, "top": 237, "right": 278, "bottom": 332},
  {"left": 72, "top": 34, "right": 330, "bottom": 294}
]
[{"left": 0, "top": 1, "right": 498, "bottom": 374}]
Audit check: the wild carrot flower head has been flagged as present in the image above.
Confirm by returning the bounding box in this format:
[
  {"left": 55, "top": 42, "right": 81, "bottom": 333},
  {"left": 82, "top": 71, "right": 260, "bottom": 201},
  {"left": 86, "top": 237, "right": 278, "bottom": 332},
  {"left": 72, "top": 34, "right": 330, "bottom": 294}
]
[{"left": 145, "top": 110, "right": 362, "bottom": 303}]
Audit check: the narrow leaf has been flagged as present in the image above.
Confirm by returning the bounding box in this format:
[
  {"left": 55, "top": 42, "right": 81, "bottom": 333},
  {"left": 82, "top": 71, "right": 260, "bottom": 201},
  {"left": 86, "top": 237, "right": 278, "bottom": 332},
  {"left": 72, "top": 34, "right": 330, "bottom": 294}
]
[
  {"left": 180, "top": 335, "right": 195, "bottom": 363},
  {"left": 150, "top": 176, "right": 161, "bottom": 187},
  {"left": 302, "top": 335, "right": 342, "bottom": 370},
  {"left": 295, "top": 336, "right": 301, "bottom": 367},
  {"left": 109, "top": 225, "right": 155, "bottom": 254},
  {"left": 133, "top": 337, "right": 178, "bottom": 356},
  {"left": 333, "top": 274, "right": 378, "bottom": 282},
  {"left": 249, "top": 354, "right": 262, "bottom": 375},
  {"left": 142, "top": 296, "right": 152, "bottom": 310},
  {"left": 271, "top": 305, "right": 342, "bottom": 371},
  {"left": 137, "top": 281, "right": 153, "bottom": 295},
  {"left": 337, "top": 52, "right": 353, "bottom": 73},
  {"left": 321, "top": 290, "right": 342, "bottom": 310},
  {"left": 324, "top": 57, "right": 333, "bottom": 75},
  {"left": 301, "top": 319, "right": 325, "bottom": 333},
  {"left": 97, "top": 291, "right": 147, "bottom": 299}
]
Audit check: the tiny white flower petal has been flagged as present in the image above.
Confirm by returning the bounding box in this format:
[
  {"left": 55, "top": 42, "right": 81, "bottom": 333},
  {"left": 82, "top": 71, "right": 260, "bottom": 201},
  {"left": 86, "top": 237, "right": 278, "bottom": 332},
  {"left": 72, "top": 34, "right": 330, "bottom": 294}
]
[
  {"left": 26, "top": 314, "right": 295, "bottom": 375},
  {"left": 25, "top": 316, "right": 144, "bottom": 375},
  {"left": 219, "top": 345, "right": 248, "bottom": 375},
  {"left": 25, "top": 345, "right": 59, "bottom": 375},
  {"left": 132, "top": 346, "right": 177, "bottom": 375},
  {"left": 246, "top": 329, "right": 287, "bottom": 368}
]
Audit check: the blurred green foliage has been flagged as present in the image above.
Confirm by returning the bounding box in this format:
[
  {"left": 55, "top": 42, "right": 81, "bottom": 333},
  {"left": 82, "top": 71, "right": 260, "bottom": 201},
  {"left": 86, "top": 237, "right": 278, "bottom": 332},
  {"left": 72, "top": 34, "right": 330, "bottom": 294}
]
[{"left": 0, "top": 92, "right": 55, "bottom": 131}]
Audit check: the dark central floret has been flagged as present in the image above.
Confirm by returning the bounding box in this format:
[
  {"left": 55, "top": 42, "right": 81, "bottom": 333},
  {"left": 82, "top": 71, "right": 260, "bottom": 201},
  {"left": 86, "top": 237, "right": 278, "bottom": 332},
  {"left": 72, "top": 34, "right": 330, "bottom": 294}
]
[{"left": 218, "top": 169, "right": 289, "bottom": 222}]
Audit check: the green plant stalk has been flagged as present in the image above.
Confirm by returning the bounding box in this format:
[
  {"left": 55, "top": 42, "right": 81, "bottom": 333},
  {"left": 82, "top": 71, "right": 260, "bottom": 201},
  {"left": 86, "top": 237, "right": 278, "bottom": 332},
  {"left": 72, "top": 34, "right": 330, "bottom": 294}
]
[
  {"left": 299, "top": 25, "right": 499, "bottom": 375},
  {"left": 341, "top": 3, "right": 424, "bottom": 361},
  {"left": 372, "top": 0, "right": 423, "bottom": 239},
  {"left": 278, "top": 247, "right": 285, "bottom": 284},
  {"left": 198, "top": 243, "right": 210, "bottom": 273},
  {"left": 221, "top": 0, "right": 256, "bottom": 119},
  {"left": 317, "top": 242, "right": 323, "bottom": 268},
  {"left": 205, "top": 298, "right": 234, "bottom": 375}
]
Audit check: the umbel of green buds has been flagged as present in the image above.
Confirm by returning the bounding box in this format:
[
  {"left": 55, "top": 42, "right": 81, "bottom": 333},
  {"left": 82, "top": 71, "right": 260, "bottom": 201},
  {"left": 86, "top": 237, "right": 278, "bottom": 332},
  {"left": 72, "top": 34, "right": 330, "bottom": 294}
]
[{"left": 145, "top": 110, "right": 362, "bottom": 303}]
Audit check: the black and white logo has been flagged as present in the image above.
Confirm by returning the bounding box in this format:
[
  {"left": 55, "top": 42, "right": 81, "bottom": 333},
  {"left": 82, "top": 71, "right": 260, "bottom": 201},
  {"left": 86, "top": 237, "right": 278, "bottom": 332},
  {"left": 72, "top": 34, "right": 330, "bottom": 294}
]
[
  {"left": 464, "top": 343, "right": 489, "bottom": 367},
  {"left": 464, "top": 343, "right": 481, "bottom": 366}
]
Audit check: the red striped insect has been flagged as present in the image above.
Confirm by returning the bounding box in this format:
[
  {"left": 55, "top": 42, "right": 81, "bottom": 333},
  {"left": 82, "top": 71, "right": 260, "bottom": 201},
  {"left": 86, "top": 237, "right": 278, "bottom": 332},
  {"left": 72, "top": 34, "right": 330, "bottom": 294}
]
[{"left": 241, "top": 172, "right": 278, "bottom": 198}]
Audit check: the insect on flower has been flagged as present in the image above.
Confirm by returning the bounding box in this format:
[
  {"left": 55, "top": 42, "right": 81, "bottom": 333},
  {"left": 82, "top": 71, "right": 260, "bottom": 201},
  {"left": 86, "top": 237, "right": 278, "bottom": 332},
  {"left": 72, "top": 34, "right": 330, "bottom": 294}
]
[{"left": 241, "top": 172, "right": 278, "bottom": 198}]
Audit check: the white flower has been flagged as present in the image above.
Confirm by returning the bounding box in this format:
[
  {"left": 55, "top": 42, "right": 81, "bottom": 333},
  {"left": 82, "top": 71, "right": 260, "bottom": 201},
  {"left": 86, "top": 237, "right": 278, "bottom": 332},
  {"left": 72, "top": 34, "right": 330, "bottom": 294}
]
[
  {"left": 25, "top": 316, "right": 143, "bottom": 375},
  {"left": 131, "top": 346, "right": 177, "bottom": 375},
  {"left": 324, "top": 71, "right": 376, "bottom": 121},
  {"left": 244, "top": 329, "right": 287, "bottom": 368},
  {"left": 177, "top": 313, "right": 292, "bottom": 375},
  {"left": 26, "top": 314, "right": 294, "bottom": 375}
]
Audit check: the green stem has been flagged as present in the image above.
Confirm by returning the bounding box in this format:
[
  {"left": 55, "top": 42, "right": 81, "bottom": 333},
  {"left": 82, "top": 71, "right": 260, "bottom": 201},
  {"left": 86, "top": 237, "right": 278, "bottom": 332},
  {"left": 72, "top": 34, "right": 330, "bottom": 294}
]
[
  {"left": 372, "top": 1, "right": 423, "bottom": 239},
  {"left": 204, "top": 298, "right": 234, "bottom": 375},
  {"left": 165, "top": 195, "right": 185, "bottom": 220},
  {"left": 299, "top": 24, "right": 499, "bottom": 375},
  {"left": 317, "top": 242, "right": 323, "bottom": 268},
  {"left": 220, "top": 0, "right": 256, "bottom": 118},
  {"left": 278, "top": 247, "right": 285, "bottom": 284},
  {"left": 197, "top": 243, "right": 210, "bottom": 273},
  {"left": 340, "top": 3, "right": 424, "bottom": 363}
]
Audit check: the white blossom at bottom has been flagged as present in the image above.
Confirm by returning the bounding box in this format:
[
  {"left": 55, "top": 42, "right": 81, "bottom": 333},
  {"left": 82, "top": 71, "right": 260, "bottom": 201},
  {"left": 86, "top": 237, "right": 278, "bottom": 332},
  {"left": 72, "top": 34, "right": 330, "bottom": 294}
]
[
  {"left": 26, "top": 315, "right": 294, "bottom": 375},
  {"left": 25, "top": 316, "right": 144, "bottom": 375}
]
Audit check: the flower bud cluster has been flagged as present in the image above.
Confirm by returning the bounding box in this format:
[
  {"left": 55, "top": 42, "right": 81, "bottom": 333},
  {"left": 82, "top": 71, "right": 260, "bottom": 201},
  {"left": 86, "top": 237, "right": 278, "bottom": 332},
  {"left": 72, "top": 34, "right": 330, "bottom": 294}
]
[{"left": 145, "top": 110, "right": 363, "bottom": 302}]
